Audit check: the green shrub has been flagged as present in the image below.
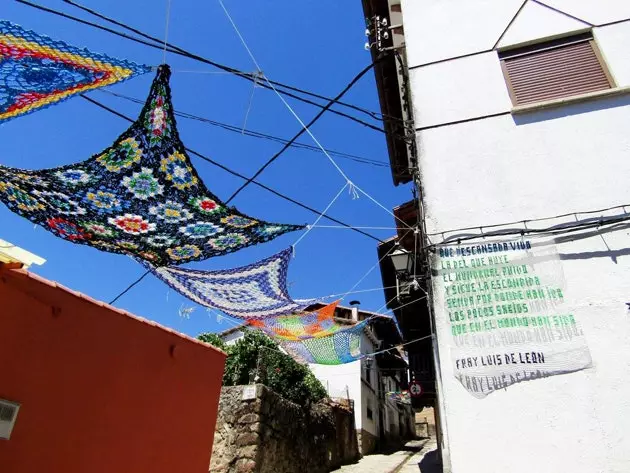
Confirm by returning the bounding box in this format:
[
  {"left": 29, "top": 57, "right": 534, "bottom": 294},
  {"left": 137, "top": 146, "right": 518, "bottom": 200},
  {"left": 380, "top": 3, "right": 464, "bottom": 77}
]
[{"left": 198, "top": 330, "right": 327, "bottom": 406}]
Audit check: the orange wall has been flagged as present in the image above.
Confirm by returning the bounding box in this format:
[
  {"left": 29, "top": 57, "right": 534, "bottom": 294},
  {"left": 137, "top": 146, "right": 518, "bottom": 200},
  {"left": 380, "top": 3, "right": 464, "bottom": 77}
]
[{"left": 0, "top": 269, "right": 226, "bottom": 473}]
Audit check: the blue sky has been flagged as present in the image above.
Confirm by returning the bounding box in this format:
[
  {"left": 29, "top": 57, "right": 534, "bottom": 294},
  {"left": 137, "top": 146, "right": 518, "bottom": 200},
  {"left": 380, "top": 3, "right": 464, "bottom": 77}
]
[{"left": 1, "top": 0, "right": 411, "bottom": 337}]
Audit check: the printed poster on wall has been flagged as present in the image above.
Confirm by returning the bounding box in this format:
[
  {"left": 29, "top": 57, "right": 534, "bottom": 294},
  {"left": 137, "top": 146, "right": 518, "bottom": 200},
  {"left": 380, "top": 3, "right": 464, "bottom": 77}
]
[{"left": 432, "top": 239, "right": 592, "bottom": 398}]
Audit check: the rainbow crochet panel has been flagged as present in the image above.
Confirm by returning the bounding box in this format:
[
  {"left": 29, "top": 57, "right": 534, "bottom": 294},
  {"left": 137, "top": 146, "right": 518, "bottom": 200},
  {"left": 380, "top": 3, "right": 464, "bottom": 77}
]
[
  {"left": 0, "top": 20, "right": 151, "bottom": 123},
  {"left": 143, "top": 248, "right": 312, "bottom": 318},
  {"left": 249, "top": 300, "right": 352, "bottom": 341},
  {"left": 0, "top": 66, "right": 303, "bottom": 265},
  {"left": 280, "top": 320, "right": 368, "bottom": 365}
]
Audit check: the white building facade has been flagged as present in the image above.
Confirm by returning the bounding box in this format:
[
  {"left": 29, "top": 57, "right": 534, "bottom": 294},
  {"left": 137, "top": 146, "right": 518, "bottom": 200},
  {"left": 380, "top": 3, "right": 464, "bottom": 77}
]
[{"left": 366, "top": 1, "right": 630, "bottom": 472}]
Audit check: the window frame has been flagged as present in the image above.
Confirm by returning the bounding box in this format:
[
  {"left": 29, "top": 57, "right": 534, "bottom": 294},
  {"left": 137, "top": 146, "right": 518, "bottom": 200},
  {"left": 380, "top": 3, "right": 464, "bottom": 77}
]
[{"left": 498, "top": 31, "right": 616, "bottom": 107}]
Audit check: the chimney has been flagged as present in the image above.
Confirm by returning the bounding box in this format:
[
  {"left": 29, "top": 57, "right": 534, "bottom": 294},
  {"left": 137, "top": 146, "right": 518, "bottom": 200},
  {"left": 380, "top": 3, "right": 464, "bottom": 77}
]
[{"left": 349, "top": 300, "right": 360, "bottom": 322}]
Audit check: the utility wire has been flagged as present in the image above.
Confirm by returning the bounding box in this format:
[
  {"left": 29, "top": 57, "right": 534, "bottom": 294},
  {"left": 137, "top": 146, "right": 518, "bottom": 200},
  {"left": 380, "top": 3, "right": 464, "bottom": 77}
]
[
  {"left": 109, "top": 269, "right": 150, "bottom": 304},
  {"left": 433, "top": 213, "right": 630, "bottom": 247},
  {"left": 225, "top": 62, "right": 378, "bottom": 203},
  {"left": 427, "top": 202, "right": 630, "bottom": 237},
  {"left": 16, "top": 0, "right": 387, "bottom": 132},
  {"left": 61, "top": 0, "right": 394, "bottom": 123},
  {"left": 217, "top": 2, "right": 415, "bottom": 234},
  {"left": 161, "top": 0, "right": 172, "bottom": 64},
  {"left": 100, "top": 90, "right": 388, "bottom": 167},
  {"left": 365, "top": 333, "right": 433, "bottom": 359},
  {"left": 79, "top": 94, "right": 383, "bottom": 244}
]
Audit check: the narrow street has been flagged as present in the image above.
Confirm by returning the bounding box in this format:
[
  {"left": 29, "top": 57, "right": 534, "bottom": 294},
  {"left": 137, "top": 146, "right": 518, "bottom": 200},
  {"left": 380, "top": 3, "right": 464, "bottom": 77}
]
[{"left": 332, "top": 439, "right": 440, "bottom": 473}]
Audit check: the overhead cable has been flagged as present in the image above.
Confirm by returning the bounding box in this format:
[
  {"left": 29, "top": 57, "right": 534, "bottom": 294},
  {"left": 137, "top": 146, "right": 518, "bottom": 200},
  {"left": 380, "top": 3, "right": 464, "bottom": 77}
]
[
  {"left": 16, "top": 0, "right": 388, "bottom": 132},
  {"left": 434, "top": 213, "right": 630, "bottom": 246},
  {"left": 217, "top": 1, "right": 415, "bottom": 234},
  {"left": 427, "top": 203, "right": 630, "bottom": 237},
  {"left": 100, "top": 90, "right": 389, "bottom": 167},
  {"left": 225, "top": 61, "right": 378, "bottom": 203},
  {"left": 109, "top": 269, "right": 150, "bottom": 304},
  {"left": 60, "top": 0, "right": 393, "bottom": 122}
]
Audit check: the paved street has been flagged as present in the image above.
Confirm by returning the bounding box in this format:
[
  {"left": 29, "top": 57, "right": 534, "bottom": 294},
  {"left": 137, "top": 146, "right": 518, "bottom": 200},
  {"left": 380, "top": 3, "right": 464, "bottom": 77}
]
[
  {"left": 399, "top": 439, "right": 441, "bottom": 473},
  {"left": 332, "top": 439, "right": 440, "bottom": 473}
]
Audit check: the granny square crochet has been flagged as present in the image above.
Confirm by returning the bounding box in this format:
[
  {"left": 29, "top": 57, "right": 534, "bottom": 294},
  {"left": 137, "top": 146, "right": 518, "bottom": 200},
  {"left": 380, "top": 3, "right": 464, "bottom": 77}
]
[{"left": 0, "top": 66, "right": 303, "bottom": 265}]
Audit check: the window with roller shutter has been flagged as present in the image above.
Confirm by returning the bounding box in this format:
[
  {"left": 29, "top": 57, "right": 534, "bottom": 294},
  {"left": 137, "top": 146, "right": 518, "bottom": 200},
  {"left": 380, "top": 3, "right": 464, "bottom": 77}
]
[{"left": 499, "top": 32, "right": 615, "bottom": 106}]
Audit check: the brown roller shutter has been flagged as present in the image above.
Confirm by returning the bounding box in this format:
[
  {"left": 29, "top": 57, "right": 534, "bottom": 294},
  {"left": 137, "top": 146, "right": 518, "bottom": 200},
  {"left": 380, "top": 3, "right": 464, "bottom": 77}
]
[{"left": 499, "top": 33, "right": 614, "bottom": 106}]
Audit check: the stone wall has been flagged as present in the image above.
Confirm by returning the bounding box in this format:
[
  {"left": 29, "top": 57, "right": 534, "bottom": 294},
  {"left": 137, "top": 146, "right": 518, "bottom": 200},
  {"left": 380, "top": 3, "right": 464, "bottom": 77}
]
[
  {"left": 326, "top": 401, "right": 360, "bottom": 469},
  {"left": 211, "top": 385, "right": 359, "bottom": 473},
  {"left": 357, "top": 429, "right": 378, "bottom": 455},
  {"left": 415, "top": 407, "right": 436, "bottom": 439}
]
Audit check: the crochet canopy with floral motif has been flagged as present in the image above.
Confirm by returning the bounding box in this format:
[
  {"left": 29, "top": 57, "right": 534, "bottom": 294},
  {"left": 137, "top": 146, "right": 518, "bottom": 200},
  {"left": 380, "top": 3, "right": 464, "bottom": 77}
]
[
  {"left": 0, "top": 20, "right": 151, "bottom": 123},
  {"left": 0, "top": 65, "right": 304, "bottom": 265}
]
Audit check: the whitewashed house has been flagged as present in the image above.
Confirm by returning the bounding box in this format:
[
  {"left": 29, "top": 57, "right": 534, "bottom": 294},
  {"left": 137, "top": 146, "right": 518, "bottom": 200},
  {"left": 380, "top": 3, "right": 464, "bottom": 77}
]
[{"left": 363, "top": 1, "right": 630, "bottom": 472}]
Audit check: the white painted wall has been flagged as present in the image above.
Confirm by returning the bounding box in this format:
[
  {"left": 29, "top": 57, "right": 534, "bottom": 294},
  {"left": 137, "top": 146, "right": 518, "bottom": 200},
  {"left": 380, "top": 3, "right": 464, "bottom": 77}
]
[
  {"left": 594, "top": 23, "right": 630, "bottom": 86},
  {"left": 419, "top": 102, "right": 630, "bottom": 233},
  {"left": 360, "top": 332, "right": 381, "bottom": 438},
  {"left": 497, "top": 0, "right": 589, "bottom": 48},
  {"left": 398, "top": 2, "right": 630, "bottom": 472},
  {"left": 222, "top": 329, "right": 245, "bottom": 346},
  {"left": 540, "top": 0, "right": 630, "bottom": 26},
  {"left": 310, "top": 360, "right": 363, "bottom": 430},
  {"left": 400, "top": 0, "right": 523, "bottom": 67},
  {"left": 410, "top": 52, "right": 511, "bottom": 128}
]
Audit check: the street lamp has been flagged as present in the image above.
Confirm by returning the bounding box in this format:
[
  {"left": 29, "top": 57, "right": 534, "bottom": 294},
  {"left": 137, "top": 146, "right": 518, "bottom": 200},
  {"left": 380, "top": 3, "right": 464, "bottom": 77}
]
[
  {"left": 390, "top": 247, "right": 415, "bottom": 275},
  {"left": 389, "top": 247, "right": 419, "bottom": 301}
]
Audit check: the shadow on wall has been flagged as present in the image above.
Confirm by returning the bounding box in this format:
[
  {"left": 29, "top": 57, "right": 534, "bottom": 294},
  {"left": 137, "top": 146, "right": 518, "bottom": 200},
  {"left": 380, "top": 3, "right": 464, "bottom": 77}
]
[
  {"left": 556, "top": 222, "right": 630, "bottom": 264},
  {"left": 512, "top": 93, "right": 630, "bottom": 126}
]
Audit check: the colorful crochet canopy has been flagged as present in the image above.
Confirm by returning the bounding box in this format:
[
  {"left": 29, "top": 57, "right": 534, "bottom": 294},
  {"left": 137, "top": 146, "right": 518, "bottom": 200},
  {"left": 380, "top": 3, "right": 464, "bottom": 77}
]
[
  {"left": 0, "top": 20, "right": 151, "bottom": 123},
  {"left": 0, "top": 66, "right": 303, "bottom": 265},
  {"left": 280, "top": 320, "right": 368, "bottom": 365},
  {"left": 143, "top": 248, "right": 311, "bottom": 318},
  {"left": 249, "top": 301, "right": 356, "bottom": 341},
  {"left": 386, "top": 391, "right": 411, "bottom": 404}
]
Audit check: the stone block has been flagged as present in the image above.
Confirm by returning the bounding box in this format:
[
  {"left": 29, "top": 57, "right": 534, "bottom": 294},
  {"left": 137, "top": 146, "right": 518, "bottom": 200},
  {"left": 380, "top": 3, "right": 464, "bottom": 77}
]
[
  {"left": 236, "top": 459, "right": 256, "bottom": 473},
  {"left": 239, "top": 445, "right": 258, "bottom": 459},
  {"left": 236, "top": 432, "right": 259, "bottom": 447},
  {"left": 238, "top": 413, "right": 260, "bottom": 424},
  {"left": 249, "top": 422, "right": 261, "bottom": 432}
]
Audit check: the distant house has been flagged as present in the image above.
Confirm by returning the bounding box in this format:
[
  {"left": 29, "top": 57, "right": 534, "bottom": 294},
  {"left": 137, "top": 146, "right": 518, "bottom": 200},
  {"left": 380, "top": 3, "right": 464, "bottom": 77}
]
[
  {"left": 219, "top": 324, "right": 247, "bottom": 345},
  {"left": 0, "top": 242, "right": 226, "bottom": 473},
  {"left": 219, "top": 302, "right": 414, "bottom": 454}
]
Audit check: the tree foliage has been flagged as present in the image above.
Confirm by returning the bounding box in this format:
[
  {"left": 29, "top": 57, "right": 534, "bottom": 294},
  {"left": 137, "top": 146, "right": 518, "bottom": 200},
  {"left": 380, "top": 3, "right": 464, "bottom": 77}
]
[
  {"left": 198, "top": 330, "right": 327, "bottom": 406},
  {"left": 197, "top": 332, "right": 227, "bottom": 351}
]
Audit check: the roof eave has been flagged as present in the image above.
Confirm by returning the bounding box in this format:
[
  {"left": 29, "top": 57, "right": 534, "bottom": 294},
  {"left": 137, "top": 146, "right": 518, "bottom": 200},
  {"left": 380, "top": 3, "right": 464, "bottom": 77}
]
[{"left": 361, "top": 0, "right": 413, "bottom": 186}]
